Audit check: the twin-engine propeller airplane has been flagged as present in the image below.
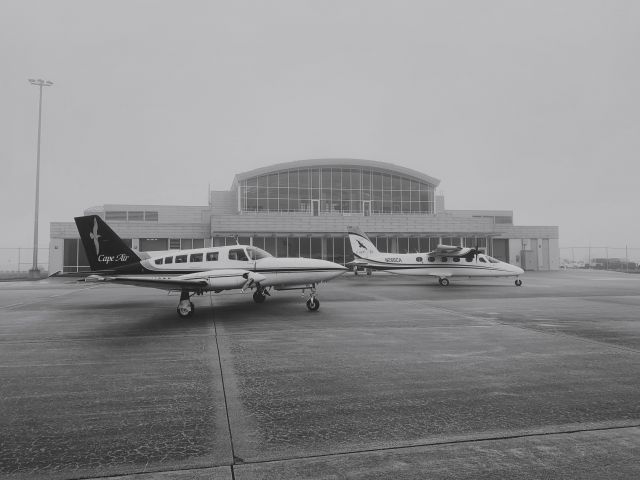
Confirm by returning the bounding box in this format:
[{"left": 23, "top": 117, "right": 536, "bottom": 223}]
[
  {"left": 52, "top": 215, "right": 347, "bottom": 317},
  {"left": 347, "top": 226, "right": 524, "bottom": 286}
]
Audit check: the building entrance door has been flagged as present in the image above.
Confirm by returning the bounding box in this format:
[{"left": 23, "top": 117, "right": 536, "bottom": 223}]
[
  {"left": 312, "top": 200, "right": 319, "bottom": 216},
  {"left": 363, "top": 201, "right": 371, "bottom": 216}
]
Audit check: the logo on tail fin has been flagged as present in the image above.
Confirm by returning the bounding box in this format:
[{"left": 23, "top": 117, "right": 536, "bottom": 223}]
[
  {"left": 356, "top": 239, "right": 367, "bottom": 250},
  {"left": 90, "top": 218, "right": 101, "bottom": 255}
]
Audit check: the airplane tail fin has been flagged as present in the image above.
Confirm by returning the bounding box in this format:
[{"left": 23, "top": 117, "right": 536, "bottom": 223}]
[
  {"left": 347, "top": 226, "right": 379, "bottom": 259},
  {"left": 75, "top": 215, "right": 140, "bottom": 271}
]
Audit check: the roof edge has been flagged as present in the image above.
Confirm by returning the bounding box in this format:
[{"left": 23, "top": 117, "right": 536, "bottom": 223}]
[{"left": 231, "top": 158, "right": 440, "bottom": 189}]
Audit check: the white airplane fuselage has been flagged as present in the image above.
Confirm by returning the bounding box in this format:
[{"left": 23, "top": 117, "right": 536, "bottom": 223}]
[
  {"left": 138, "top": 245, "right": 346, "bottom": 290},
  {"left": 357, "top": 251, "right": 524, "bottom": 278}
]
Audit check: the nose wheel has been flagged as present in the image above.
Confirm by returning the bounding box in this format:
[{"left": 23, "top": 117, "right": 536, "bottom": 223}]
[
  {"left": 306, "top": 296, "right": 320, "bottom": 311},
  {"left": 515, "top": 279, "right": 523, "bottom": 286},
  {"left": 305, "top": 285, "right": 320, "bottom": 311},
  {"left": 438, "top": 277, "right": 450, "bottom": 286}
]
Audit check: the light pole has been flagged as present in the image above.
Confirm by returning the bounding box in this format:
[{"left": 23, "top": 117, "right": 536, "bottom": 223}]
[{"left": 28, "top": 78, "right": 53, "bottom": 278}]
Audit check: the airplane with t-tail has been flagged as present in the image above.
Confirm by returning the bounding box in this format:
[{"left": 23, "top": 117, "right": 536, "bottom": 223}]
[
  {"left": 347, "top": 226, "right": 524, "bottom": 286},
  {"left": 51, "top": 215, "right": 347, "bottom": 317}
]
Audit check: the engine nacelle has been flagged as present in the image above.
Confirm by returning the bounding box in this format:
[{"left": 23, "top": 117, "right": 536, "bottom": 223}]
[{"left": 205, "top": 271, "right": 266, "bottom": 291}]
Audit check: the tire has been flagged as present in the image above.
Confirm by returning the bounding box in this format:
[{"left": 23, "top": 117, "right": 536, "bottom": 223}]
[
  {"left": 177, "top": 305, "right": 193, "bottom": 318},
  {"left": 515, "top": 279, "right": 523, "bottom": 287},
  {"left": 253, "top": 291, "right": 266, "bottom": 303},
  {"left": 439, "top": 278, "right": 450, "bottom": 286},
  {"left": 306, "top": 297, "right": 320, "bottom": 311}
]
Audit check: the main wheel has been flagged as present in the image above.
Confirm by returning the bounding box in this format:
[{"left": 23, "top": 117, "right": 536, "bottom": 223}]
[
  {"left": 439, "top": 277, "right": 450, "bottom": 286},
  {"left": 253, "top": 291, "right": 266, "bottom": 303},
  {"left": 306, "top": 297, "right": 320, "bottom": 311},
  {"left": 515, "top": 279, "right": 523, "bottom": 286},
  {"left": 177, "top": 303, "right": 194, "bottom": 318}
]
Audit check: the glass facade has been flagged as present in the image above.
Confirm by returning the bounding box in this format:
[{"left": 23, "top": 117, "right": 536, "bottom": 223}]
[{"left": 238, "top": 167, "right": 435, "bottom": 215}]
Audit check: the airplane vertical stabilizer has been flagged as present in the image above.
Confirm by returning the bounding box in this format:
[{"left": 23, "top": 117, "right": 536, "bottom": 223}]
[
  {"left": 75, "top": 215, "right": 140, "bottom": 270},
  {"left": 347, "top": 225, "right": 379, "bottom": 259}
]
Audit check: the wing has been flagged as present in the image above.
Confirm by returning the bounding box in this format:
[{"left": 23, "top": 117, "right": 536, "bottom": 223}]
[
  {"left": 58, "top": 269, "right": 266, "bottom": 291},
  {"left": 428, "top": 245, "right": 478, "bottom": 258},
  {"left": 84, "top": 275, "right": 209, "bottom": 290}
]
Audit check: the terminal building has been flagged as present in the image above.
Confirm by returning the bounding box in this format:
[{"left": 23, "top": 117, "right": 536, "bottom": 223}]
[{"left": 49, "top": 159, "right": 559, "bottom": 273}]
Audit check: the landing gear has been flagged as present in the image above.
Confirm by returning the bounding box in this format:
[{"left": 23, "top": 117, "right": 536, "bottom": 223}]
[
  {"left": 515, "top": 279, "right": 523, "bottom": 287},
  {"left": 177, "top": 291, "right": 195, "bottom": 318},
  {"left": 438, "top": 277, "right": 450, "bottom": 286},
  {"left": 305, "top": 284, "right": 320, "bottom": 311},
  {"left": 253, "top": 286, "right": 270, "bottom": 303},
  {"left": 306, "top": 296, "right": 320, "bottom": 311}
]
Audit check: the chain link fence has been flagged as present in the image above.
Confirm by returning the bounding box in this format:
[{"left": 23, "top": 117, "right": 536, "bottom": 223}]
[
  {"left": 0, "top": 248, "right": 50, "bottom": 277},
  {"left": 559, "top": 246, "right": 640, "bottom": 272}
]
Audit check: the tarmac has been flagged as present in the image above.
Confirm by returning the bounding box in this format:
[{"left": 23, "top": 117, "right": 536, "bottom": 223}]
[{"left": 1, "top": 269, "right": 639, "bottom": 479}]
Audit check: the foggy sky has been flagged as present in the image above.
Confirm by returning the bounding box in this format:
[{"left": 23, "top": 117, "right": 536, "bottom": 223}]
[{"left": 2, "top": 0, "right": 639, "bottom": 253}]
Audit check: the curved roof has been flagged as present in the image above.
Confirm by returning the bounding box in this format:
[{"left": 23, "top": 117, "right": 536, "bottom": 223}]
[{"left": 232, "top": 158, "right": 440, "bottom": 189}]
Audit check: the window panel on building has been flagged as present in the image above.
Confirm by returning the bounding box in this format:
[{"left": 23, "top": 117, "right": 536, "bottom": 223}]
[
  {"left": 193, "top": 239, "right": 205, "bottom": 249},
  {"left": 409, "top": 237, "right": 420, "bottom": 254},
  {"left": 326, "top": 237, "right": 334, "bottom": 262},
  {"left": 311, "top": 237, "right": 322, "bottom": 259},
  {"left": 299, "top": 237, "right": 311, "bottom": 258},
  {"left": 333, "top": 237, "right": 345, "bottom": 265},
  {"left": 287, "top": 237, "right": 299, "bottom": 257},
  {"left": 276, "top": 237, "right": 287, "bottom": 257},
  {"left": 140, "top": 238, "right": 168, "bottom": 252},
  {"left": 128, "top": 211, "right": 144, "bottom": 221},
  {"left": 144, "top": 211, "right": 159, "bottom": 221},
  {"left": 264, "top": 237, "right": 276, "bottom": 256},
  {"left": 105, "top": 211, "right": 127, "bottom": 221},
  {"left": 180, "top": 239, "right": 193, "bottom": 250},
  {"left": 63, "top": 239, "right": 78, "bottom": 272}
]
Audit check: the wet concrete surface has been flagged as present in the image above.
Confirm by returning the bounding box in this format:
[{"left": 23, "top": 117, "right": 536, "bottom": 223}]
[{"left": 1, "top": 270, "right": 639, "bottom": 479}]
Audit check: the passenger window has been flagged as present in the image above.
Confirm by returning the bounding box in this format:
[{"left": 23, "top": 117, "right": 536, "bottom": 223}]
[
  {"left": 175, "top": 255, "right": 187, "bottom": 263},
  {"left": 416, "top": 257, "right": 423, "bottom": 262},
  {"left": 479, "top": 257, "right": 487, "bottom": 263},
  {"left": 441, "top": 257, "right": 448, "bottom": 262},
  {"left": 229, "top": 248, "right": 249, "bottom": 261},
  {"left": 465, "top": 256, "right": 473, "bottom": 262},
  {"left": 428, "top": 257, "right": 435, "bottom": 262},
  {"left": 154, "top": 258, "right": 163, "bottom": 265},
  {"left": 206, "top": 252, "right": 218, "bottom": 261},
  {"left": 190, "top": 253, "right": 203, "bottom": 262},
  {"left": 453, "top": 257, "right": 460, "bottom": 263},
  {"left": 165, "top": 256, "right": 173, "bottom": 264}
]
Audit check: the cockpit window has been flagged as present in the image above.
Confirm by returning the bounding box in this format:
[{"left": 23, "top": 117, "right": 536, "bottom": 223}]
[
  {"left": 487, "top": 256, "right": 501, "bottom": 264},
  {"left": 246, "top": 247, "right": 272, "bottom": 260},
  {"left": 164, "top": 256, "right": 173, "bottom": 264},
  {"left": 155, "top": 258, "right": 163, "bottom": 265},
  {"left": 479, "top": 257, "right": 487, "bottom": 263},
  {"left": 228, "top": 248, "right": 249, "bottom": 261}
]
